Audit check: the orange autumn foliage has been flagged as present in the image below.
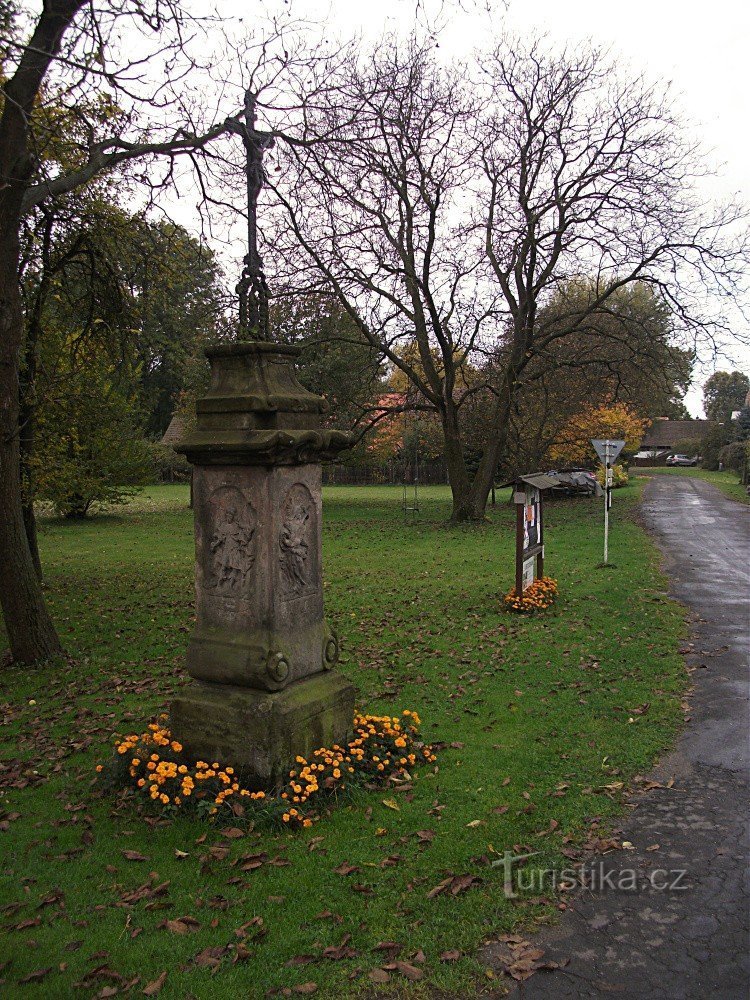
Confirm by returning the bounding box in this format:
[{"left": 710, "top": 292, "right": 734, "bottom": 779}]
[{"left": 548, "top": 403, "right": 647, "bottom": 466}]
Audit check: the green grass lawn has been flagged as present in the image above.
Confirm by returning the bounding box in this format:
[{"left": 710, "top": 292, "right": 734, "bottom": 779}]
[
  {"left": 631, "top": 465, "right": 749, "bottom": 504},
  {"left": 0, "top": 484, "right": 687, "bottom": 998}
]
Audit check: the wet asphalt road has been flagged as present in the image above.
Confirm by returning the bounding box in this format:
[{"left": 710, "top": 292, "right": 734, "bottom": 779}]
[{"left": 491, "top": 476, "right": 750, "bottom": 999}]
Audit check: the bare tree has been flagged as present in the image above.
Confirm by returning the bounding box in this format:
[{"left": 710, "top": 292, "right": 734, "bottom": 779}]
[
  {"left": 270, "top": 35, "right": 748, "bottom": 522},
  {"left": 269, "top": 37, "right": 497, "bottom": 522},
  {"left": 469, "top": 38, "right": 749, "bottom": 514}
]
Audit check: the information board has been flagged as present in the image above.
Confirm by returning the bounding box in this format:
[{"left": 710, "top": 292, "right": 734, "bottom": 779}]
[
  {"left": 513, "top": 476, "right": 548, "bottom": 597},
  {"left": 522, "top": 485, "right": 542, "bottom": 554}
]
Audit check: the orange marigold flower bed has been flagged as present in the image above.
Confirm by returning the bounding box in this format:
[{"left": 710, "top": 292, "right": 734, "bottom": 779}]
[
  {"left": 503, "top": 576, "right": 559, "bottom": 613},
  {"left": 98, "top": 710, "right": 435, "bottom": 829}
]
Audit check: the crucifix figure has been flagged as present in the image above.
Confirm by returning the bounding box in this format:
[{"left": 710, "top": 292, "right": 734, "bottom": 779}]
[{"left": 226, "top": 89, "right": 275, "bottom": 340}]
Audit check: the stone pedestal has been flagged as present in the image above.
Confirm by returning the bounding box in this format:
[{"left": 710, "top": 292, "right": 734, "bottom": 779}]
[{"left": 170, "top": 342, "right": 356, "bottom": 788}]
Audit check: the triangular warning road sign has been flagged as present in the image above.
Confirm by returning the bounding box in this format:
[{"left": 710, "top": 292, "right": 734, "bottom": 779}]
[{"left": 591, "top": 439, "right": 625, "bottom": 465}]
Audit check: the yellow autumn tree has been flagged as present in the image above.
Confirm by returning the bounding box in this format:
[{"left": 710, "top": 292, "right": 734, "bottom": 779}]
[{"left": 548, "top": 403, "right": 647, "bottom": 466}]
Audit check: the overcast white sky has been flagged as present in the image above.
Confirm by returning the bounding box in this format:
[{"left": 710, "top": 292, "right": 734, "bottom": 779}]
[{"left": 210, "top": 0, "right": 749, "bottom": 415}]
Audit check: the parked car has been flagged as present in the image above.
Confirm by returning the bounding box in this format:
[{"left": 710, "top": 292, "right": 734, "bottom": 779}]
[{"left": 666, "top": 454, "right": 698, "bottom": 467}]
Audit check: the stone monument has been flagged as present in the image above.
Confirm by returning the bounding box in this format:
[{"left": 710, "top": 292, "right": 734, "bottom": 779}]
[{"left": 169, "top": 90, "right": 355, "bottom": 787}]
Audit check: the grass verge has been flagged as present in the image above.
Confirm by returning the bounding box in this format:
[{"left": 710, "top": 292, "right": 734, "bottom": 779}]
[{"left": 0, "top": 483, "right": 687, "bottom": 998}]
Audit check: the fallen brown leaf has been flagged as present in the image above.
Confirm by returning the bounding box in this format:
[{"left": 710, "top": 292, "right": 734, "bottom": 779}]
[
  {"left": 18, "top": 968, "right": 51, "bottom": 984},
  {"left": 372, "top": 941, "right": 401, "bottom": 956},
  {"left": 322, "top": 934, "right": 357, "bottom": 961},
  {"left": 426, "top": 876, "right": 453, "bottom": 899},
  {"left": 193, "top": 946, "right": 226, "bottom": 969},
  {"left": 333, "top": 862, "right": 359, "bottom": 876},
  {"left": 450, "top": 873, "right": 479, "bottom": 895},
  {"left": 237, "top": 851, "right": 267, "bottom": 871},
  {"left": 440, "top": 949, "right": 461, "bottom": 962},
  {"left": 394, "top": 960, "right": 423, "bottom": 981},
  {"left": 142, "top": 970, "right": 167, "bottom": 995},
  {"left": 161, "top": 916, "right": 200, "bottom": 935}
]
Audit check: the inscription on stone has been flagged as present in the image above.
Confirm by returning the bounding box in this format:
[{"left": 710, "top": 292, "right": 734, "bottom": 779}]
[
  {"left": 207, "top": 486, "right": 258, "bottom": 593},
  {"left": 279, "top": 483, "right": 315, "bottom": 597}
]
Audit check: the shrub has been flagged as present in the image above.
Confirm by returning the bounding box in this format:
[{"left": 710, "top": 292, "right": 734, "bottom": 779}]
[
  {"left": 595, "top": 463, "right": 629, "bottom": 488},
  {"left": 700, "top": 423, "right": 735, "bottom": 470},
  {"left": 31, "top": 357, "right": 151, "bottom": 517},
  {"left": 146, "top": 441, "right": 192, "bottom": 483},
  {"left": 718, "top": 440, "right": 749, "bottom": 474}
]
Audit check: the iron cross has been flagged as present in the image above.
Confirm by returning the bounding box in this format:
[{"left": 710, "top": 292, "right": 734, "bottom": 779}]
[{"left": 226, "top": 89, "right": 275, "bottom": 340}]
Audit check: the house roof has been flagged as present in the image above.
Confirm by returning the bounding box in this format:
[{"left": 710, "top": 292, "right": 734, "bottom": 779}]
[
  {"left": 161, "top": 415, "right": 188, "bottom": 446},
  {"left": 641, "top": 419, "right": 709, "bottom": 447}
]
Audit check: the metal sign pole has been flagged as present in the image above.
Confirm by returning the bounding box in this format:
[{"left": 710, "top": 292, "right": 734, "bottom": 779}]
[
  {"left": 604, "top": 447, "right": 610, "bottom": 565},
  {"left": 591, "top": 438, "right": 625, "bottom": 566}
]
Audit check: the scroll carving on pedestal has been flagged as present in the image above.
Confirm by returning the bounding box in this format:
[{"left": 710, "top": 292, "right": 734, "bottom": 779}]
[
  {"left": 279, "top": 484, "right": 315, "bottom": 597},
  {"left": 206, "top": 486, "right": 258, "bottom": 593}
]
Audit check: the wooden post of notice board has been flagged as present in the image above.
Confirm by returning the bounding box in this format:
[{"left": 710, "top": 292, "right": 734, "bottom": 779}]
[
  {"left": 537, "top": 490, "right": 544, "bottom": 580},
  {"left": 515, "top": 498, "right": 524, "bottom": 597}
]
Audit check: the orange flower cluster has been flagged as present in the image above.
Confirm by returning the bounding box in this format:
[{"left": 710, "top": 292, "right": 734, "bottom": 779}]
[
  {"left": 101, "top": 715, "right": 266, "bottom": 812},
  {"left": 504, "top": 576, "right": 559, "bottom": 613},
  {"left": 280, "top": 710, "right": 435, "bottom": 826},
  {"left": 99, "top": 710, "right": 435, "bottom": 829}
]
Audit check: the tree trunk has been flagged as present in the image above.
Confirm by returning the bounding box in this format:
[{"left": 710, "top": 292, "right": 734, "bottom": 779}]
[
  {"left": 0, "top": 0, "right": 83, "bottom": 663},
  {"left": 0, "top": 274, "right": 62, "bottom": 661},
  {"left": 0, "top": 195, "right": 61, "bottom": 660},
  {"left": 0, "top": 221, "right": 60, "bottom": 659},
  {"left": 64, "top": 498, "right": 89, "bottom": 519},
  {"left": 467, "top": 384, "right": 515, "bottom": 520},
  {"left": 440, "top": 403, "right": 484, "bottom": 523}
]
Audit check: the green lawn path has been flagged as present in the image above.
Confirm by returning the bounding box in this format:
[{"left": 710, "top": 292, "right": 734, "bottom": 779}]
[{"left": 1, "top": 483, "right": 688, "bottom": 998}]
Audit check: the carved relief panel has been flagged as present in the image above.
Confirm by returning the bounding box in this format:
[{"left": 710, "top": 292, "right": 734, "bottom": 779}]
[
  {"left": 278, "top": 483, "right": 316, "bottom": 598},
  {"left": 204, "top": 485, "right": 258, "bottom": 595}
]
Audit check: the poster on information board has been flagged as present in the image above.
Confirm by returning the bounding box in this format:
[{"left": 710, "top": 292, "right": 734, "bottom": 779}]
[{"left": 522, "top": 485, "right": 541, "bottom": 555}]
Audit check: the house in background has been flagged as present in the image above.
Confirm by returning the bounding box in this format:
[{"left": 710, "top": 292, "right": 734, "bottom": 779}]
[
  {"left": 161, "top": 415, "right": 187, "bottom": 448},
  {"left": 632, "top": 418, "right": 711, "bottom": 465}
]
